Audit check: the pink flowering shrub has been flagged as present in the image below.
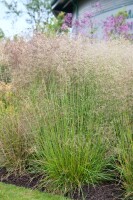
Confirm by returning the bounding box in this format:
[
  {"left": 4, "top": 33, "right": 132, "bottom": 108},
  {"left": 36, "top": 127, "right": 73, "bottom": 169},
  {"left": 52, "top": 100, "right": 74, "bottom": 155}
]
[
  {"left": 74, "top": 3, "right": 101, "bottom": 38},
  {"left": 103, "top": 11, "right": 132, "bottom": 40},
  {"left": 71, "top": 2, "right": 132, "bottom": 40},
  {"left": 75, "top": 11, "right": 97, "bottom": 38},
  {"left": 61, "top": 13, "right": 72, "bottom": 31}
]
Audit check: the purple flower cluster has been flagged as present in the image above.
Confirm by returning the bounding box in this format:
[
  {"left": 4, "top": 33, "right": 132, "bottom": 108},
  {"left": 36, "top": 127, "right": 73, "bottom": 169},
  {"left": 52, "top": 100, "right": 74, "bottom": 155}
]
[
  {"left": 64, "top": 13, "right": 73, "bottom": 28},
  {"left": 61, "top": 23, "right": 69, "bottom": 31},
  {"left": 74, "top": 10, "right": 98, "bottom": 38},
  {"left": 73, "top": 2, "right": 102, "bottom": 38},
  {"left": 103, "top": 15, "right": 130, "bottom": 39},
  {"left": 61, "top": 13, "right": 73, "bottom": 31}
]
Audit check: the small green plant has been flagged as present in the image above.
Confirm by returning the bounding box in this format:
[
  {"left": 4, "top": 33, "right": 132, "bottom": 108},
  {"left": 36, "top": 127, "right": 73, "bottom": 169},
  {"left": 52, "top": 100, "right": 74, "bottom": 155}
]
[
  {"left": 45, "top": 12, "right": 65, "bottom": 35},
  {"left": 0, "top": 64, "right": 11, "bottom": 83},
  {"left": 0, "top": 28, "right": 5, "bottom": 39}
]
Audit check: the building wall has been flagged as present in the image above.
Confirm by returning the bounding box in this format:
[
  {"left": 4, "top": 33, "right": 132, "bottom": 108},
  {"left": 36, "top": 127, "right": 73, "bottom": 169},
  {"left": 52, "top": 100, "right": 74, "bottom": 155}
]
[{"left": 72, "top": 0, "right": 133, "bottom": 37}]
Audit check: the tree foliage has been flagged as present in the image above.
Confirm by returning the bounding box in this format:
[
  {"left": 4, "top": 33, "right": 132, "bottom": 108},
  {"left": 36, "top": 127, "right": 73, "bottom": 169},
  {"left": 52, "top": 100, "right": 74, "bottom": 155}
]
[
  {"left": 24, "top": 0, "right": 51, "bottom": 31},
  {"left": 1, "top": 0, "right": 51, "bottom": 31}
]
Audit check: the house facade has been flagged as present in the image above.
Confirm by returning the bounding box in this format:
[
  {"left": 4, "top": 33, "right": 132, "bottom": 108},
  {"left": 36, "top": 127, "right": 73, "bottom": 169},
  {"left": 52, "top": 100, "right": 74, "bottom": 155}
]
[{"left": 52, "top": 0, "right": 133, "bottom": 37}]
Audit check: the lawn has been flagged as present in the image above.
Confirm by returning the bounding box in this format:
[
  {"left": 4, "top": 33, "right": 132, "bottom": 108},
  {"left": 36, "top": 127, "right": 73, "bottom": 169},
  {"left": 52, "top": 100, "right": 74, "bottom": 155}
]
[{"left": 0, "top": 183, "right": 68, "bottom": 200}]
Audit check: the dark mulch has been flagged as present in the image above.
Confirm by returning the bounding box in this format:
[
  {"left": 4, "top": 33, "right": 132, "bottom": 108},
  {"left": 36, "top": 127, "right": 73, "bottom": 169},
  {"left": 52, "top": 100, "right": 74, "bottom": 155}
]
[
  {"left": 0, "top": 167, "right": 43, "bottom": 189},
  {"left": 71, "top": 183, "right": 124, "bottom": 200},
  {"left": 0, "top": 168, "right": 124, "bottom": 200}
]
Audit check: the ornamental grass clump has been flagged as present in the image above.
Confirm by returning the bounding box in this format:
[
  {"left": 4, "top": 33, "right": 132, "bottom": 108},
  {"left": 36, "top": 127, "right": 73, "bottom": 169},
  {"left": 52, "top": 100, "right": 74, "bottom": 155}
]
[
  {"left": 0, "top": 35, "right": 133, "bottom": 197},
  {"left": 26, "top": 78, "right": 112, "bottom": 195}
]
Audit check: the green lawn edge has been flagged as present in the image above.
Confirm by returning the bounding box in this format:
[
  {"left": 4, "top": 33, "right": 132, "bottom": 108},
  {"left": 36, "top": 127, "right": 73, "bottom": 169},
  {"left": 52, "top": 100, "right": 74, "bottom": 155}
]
[{"left": 0, "top": 182, "right": 69, "bottom": 200}]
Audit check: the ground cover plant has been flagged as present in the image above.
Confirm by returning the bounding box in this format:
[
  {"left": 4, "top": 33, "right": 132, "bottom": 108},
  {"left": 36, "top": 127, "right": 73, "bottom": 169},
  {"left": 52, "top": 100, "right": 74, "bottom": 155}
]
[{"left": 0, "top": 35, "right": 133, "bottom": 199}]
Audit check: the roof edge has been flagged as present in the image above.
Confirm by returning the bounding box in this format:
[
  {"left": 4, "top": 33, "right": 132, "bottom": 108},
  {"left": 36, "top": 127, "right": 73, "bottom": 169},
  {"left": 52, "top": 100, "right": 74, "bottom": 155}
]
[{"left": 51, "top": 0, "right": 73, "bottom": 13}]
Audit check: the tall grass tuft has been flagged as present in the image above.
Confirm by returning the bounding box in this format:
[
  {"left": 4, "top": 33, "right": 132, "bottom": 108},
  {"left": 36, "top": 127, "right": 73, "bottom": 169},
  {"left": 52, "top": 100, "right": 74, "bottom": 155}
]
[{"left": 26, "top": 77, "right": 112, "bottom": 194}]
